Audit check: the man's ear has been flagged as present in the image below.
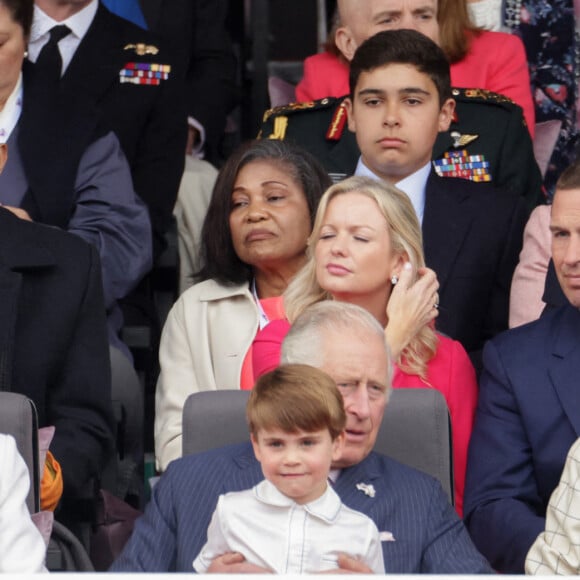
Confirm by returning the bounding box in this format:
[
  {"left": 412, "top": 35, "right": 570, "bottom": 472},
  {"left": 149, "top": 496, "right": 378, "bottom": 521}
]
[
  {"left": 335, "top": 25, "right": 358, "bottom": 62},
  {"left": 344, "top": 97, "right": 356, "bottom": 132},
  {"left": 438, "top": 97, "right": 455, "bottom": 132},
  {"left": 0, "top": 144, "right": 8, "bottom": 174}
]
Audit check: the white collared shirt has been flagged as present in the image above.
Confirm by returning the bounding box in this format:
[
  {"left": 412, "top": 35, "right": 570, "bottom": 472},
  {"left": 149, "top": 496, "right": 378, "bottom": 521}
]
[
  {"left": 28, "top": 0, "right": 98, "bottom": 74},
  {"left": 355, "top": 158, "right": 430, "bottom": 225},
  {"left": 193, "top": 479, "right": 384, "bottom": 574}
]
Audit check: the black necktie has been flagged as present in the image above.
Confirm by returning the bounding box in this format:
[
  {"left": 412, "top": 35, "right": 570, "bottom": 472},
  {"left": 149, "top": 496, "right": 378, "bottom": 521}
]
[{"left": 35, "top": 25, "right": 71, "bottom": 83}]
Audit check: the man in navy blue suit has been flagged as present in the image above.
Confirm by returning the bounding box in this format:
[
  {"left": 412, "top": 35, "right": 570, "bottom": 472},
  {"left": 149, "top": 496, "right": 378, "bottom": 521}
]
[
  {"left": 464, "top": 158, "right": 580, "bottom": 573},
  {"left": 112, "top": 302, "right": 491, "bottom": 573}
]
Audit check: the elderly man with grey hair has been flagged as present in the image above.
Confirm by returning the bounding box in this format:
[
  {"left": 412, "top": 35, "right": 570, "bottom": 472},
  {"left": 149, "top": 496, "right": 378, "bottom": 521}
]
[{"left": 112, "top": 302, "right": 491, "bottom": 573}]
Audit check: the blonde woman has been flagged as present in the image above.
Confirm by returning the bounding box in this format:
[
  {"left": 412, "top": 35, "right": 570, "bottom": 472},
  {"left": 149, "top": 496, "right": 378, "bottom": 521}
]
[{"left": 253, "top": 176, "right": 478, "bottom": 516}]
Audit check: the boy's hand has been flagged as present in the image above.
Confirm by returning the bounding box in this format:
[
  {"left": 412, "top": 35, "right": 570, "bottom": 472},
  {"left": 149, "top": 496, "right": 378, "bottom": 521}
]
[
  {"left": 318, "top": 554, "right": 373, "bottom": 574},
  {"left": 207, "top": 552, "right": 272, "bottom": 574}
]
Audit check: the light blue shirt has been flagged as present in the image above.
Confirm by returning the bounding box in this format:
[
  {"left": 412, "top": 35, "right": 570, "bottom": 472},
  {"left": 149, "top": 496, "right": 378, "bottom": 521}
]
[{"left": 354, "top": 158, "right": 431, "bottom": 225}]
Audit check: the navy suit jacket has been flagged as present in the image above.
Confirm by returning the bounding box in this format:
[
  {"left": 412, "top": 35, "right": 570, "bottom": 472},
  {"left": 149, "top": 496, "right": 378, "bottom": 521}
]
[
  {"left": 423, "top": 171, "right": 527, "bottom": 364},
  {"left": 112, "top": 443, "right": 491, "bottom": 573},
  {"left": 0, "top": 208, "right": 114, "bottom": 503},
  {"left": 54, "top": 3, "right": 187, "bottom": 257},
  {"left": 139, "top": 0, "right": 238, "bottom": 162},
  {"left": 464, "top": 304, "right": 580, "bottom": 573}
]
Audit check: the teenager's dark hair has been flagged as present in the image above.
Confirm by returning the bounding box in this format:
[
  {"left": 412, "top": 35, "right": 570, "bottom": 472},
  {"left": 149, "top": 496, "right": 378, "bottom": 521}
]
[
  {"left": 349, "top": 29, "right": 452, "bottom": 105},
  {"left": 196, "top": 139, "right": 331, "bottom": 286},
  {"left": 1, "top": 0, "right": 33, "bottom": 39}
]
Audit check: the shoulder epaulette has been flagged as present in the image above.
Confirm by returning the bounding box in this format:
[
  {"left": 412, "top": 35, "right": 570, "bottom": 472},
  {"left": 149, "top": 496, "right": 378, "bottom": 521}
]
[
  {"left": 261, "top": 97, "right": 341, "bottom": 123},
  {"left": 451, "top": 87, "right": 517, "bottom": 108}
]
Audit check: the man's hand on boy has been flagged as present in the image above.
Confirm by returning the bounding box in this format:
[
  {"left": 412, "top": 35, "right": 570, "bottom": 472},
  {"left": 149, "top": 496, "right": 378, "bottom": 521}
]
[
  {"left": 318, "top": 554, "right": 373, "bottom": 574},
  {"left": 207, "top": 552, "right": 272, "bottom": 573}
]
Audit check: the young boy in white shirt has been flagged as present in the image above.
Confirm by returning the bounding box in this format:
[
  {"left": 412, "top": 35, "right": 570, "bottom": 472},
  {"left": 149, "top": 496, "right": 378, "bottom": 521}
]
[{"left": 193, "top": 364, "right": 385, "bottom": 574}]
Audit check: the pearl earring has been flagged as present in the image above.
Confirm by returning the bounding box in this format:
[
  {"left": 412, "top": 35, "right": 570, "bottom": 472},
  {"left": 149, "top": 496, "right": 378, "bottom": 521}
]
[{"left": 391, "top": 274, "right": 398, "bottom": 285}]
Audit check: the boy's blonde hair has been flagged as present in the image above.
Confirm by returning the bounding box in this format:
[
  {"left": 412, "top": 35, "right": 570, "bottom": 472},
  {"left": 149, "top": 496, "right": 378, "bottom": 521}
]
[{"left": 247, "top": 364, "right": 346, "bottom": 440}]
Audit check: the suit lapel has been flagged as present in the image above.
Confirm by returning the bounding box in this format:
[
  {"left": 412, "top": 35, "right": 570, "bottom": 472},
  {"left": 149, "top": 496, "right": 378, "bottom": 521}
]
[
  {"left": 422, "top": 171, "right": 474, "bottom": 289},
  {"left": 139, "top": 0, "right": 163, "bottom": 29},
  {"left": 19, "top": 63, "right": 96, "bottom": 227},
  {"left": 61, "top": 5, "right": 127, "bottom": 100},
  {"left": 433, "top": 131, "right": 453, "bottom": 160},
  {"left": 0, "top": 211, "right": 56, "bottom": 392},
  {"left": 548, "top": 306, "right": 580, "bottom": 436},
  {"left": 334, "top": 453, "right": 384, "bottom": 513}
]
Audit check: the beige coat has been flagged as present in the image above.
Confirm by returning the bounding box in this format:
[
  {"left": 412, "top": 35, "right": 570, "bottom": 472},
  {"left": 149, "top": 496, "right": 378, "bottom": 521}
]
[{"left": 154, "top": 279, "right": 258, "bottom": 471}]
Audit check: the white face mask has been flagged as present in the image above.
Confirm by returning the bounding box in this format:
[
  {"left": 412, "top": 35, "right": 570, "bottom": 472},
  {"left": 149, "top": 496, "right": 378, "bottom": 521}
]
[{"left": 467, "top": 0, "right": 506, "bottom": 31}]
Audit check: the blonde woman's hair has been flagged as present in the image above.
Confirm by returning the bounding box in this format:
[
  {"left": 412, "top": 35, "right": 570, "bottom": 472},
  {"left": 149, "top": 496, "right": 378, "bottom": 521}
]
[{"left": 284, "top": 176, "right": 437, "bottom": 379}]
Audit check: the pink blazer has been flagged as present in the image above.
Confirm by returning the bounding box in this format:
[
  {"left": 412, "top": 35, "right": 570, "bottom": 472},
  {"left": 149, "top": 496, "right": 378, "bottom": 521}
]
[
  {"left": 253, "top": 318, "right": 478, "bottom": 517},
  {"left": 296, "top": 30, "right": 534, "bottom": 137}
]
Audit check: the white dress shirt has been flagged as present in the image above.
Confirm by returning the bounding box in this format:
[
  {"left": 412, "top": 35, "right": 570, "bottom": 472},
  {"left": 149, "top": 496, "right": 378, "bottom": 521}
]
[
  {"left": 28, "top": 0, "right": 98, "bottom": 75},
  {"left": 355, "top": 157, "right": 431, "bottom": 225},
  {"left": 193, "top": 478, "right": 384, "bottom": 574}
]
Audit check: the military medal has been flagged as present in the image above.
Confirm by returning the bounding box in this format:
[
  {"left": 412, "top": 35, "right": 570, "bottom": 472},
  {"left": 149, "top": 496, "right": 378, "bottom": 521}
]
[
  {"left": 433, "top": 150, "right": 492, "bottom": 182},
  {"left": 119, "top": 62, "right": 171, "bottom": 85}
]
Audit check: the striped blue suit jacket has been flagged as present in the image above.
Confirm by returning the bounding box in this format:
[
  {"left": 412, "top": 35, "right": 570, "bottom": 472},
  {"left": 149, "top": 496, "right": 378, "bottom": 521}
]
[{"left": 111, "top": 443, "right": 491, "bottom": 572}]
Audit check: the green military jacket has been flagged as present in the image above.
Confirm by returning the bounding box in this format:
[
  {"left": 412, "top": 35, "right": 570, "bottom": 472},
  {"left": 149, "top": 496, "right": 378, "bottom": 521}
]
[{"left": 259, "top": 89, "right": 543, "bottom": 212}]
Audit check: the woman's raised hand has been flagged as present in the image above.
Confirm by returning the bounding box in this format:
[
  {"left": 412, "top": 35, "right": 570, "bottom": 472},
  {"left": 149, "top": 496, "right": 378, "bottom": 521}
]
[{"left": 385, "top": 263, "right": 439, "bottom": 360}]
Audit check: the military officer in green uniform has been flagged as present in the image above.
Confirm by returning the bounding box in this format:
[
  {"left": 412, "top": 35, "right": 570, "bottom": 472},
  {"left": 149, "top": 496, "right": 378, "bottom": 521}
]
[{"left": 259, "top": 89, "right": 542, "bottom": 212}]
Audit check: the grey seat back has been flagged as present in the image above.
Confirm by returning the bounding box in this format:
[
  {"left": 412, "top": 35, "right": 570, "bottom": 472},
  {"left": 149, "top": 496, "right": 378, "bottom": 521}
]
[
  {"left": 0, "top": 392, "right": 38, "bottom": 512},
  {"left": 182, "top": 387, "right": 454, "bottom": 503},
  {"left": 0, "top": 391, "right": 94, "bottom": 571}
]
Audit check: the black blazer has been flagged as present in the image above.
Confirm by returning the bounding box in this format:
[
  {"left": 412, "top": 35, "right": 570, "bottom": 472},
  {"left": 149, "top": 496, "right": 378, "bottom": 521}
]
[
  {"left": 423, "top": 171, "right": 528, "bottom": 363},
  {"left": 0, "top": 208, "right": 114, "bottom": 502},
  {"left": 55, "top": 3, "right": 187, "bottom": 256},
  {"left": 139, "top": 0, "right": 239, "bottom": 163},
  {"left": 19, "top": 61, "right": 106, "bottom": 228}
]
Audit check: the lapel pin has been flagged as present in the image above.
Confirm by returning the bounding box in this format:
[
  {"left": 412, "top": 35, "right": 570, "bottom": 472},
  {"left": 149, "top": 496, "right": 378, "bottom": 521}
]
[
  {"left": 356, "top": 482, "right": 376, "bottom": 498},
  {"left": 124, "top": 43, "right": 159, "bottom": 56}
]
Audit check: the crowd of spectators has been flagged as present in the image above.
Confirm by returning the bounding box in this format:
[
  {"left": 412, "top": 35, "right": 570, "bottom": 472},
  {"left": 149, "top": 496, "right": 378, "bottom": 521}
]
[{"left": 1, "top": 0, "right": 580, "bottom": 575}]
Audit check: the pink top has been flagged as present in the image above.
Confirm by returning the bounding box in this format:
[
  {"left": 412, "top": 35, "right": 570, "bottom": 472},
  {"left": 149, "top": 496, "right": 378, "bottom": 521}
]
[
  {"left": 253, "top": 318, "right": 478, "bottom": 517},
  {"left": 295, "top": 30, "right": 535, "bottom": 137},
  {"left": 239, "top": 296, "right": 286, "bottom": 390}
]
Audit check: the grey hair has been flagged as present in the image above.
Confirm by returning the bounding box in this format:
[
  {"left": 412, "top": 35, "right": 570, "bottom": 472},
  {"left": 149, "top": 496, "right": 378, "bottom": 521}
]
[{"left": 280, "top": 301, "right": 393, "bottom": 399}]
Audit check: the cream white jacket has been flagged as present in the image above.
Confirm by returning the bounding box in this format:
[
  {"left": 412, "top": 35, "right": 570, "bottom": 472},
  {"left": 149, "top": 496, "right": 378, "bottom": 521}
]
[
  {"left": 526, "top": 438, "right": 580, "bottom": 575},
  {"left": 155, "top": 279, "right": 258, "bottom": 471},
  {"left": 0, "top": 434, "right": 47, "bottom": 573}
]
